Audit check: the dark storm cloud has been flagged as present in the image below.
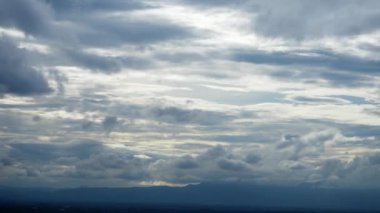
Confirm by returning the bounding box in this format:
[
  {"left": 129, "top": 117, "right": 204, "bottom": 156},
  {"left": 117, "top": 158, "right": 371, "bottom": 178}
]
[
  {"left": 0, "top": 38, "right": 52, "bottom": 95},
  {"left": 0, "top": 0, "right": 53, "bottom": 35}
]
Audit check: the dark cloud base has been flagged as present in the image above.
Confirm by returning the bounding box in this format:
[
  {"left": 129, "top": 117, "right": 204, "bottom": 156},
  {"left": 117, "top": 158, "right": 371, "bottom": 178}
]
[{"left": 0, "top": 38, "right": 52, "bottom": 95}]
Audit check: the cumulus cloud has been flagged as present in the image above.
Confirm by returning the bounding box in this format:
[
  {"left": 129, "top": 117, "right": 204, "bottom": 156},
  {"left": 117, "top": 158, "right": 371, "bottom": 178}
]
[
  {"left": 0, "top": 133, "right": 379, "bottom": 188},
  {"left": 151, "top": 145, "right": 255, "bottom": 184},
  {"left": 276, "top": 129, "right": 375, "bottom": 160},
  {"left": 1, "top": 138, "right": 154, "bottom": 186}
]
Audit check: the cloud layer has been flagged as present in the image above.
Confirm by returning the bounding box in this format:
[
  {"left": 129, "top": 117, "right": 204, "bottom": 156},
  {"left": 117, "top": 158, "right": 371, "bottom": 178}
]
[{"left": 0, "top": 0, "right": 379, "bottom": 188}]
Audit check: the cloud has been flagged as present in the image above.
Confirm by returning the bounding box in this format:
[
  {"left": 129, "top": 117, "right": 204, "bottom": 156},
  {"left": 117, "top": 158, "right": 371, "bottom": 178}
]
[
  {"left": 174, "top": 155, "right": 199, "bottom": 169},
  {"left": 9, "top": 139, "right": 103, "bottom": 162},
  {"left": 0, "top": 0, "right": 379, "bottom": 190},
  {"left": 99, "top": 102, "right": 234, "bottom": 127},
  {"left": 368, "top": 153, "right": 380, "bottom": 165},
  {"left": 252, "top": 0, "right": 380, "bottom": 39},
  {"left": 231, "top": 49, "right": 380, "bottom": 74},
  {"left": 0, "top": 139, "right": 153, "bottom": 186},
  {"left": 229, "top": 48, "right": 379, "bottom": 87},
  {"left": 0, "top": 37, "right": 52, "bottom": 95},
  {"left": 48, "top": 70, "right": 67, "bottom": 95},
  {"left": 102, "top": 116, "right": 119, "bottom": 135},
  {"left": 1, "top": 133, "right": 379, "bottom": 188},
  {"left": 245, "top": 153, "right": 261, "bottom": 164},
  {"left": 76, "top": 16, "right": 194, "bottom": 47},
  {"left": 0, "top": 0, "right": 53, "bottom": 35},
  {"left": 64, "top": 49, "right": 152, "bottom": 73},
  {"left": 152, "top": 145, "right": 255, "bottom": 184},
  {"left": 46, "top": 0, "right": 148, "bottom": 14},
  {"left": 183, "top": 0, "right": 380, "bottom": 39},
  {"left": 286, "top": 95, "right": 350, "bottom": 104},
  {"left": 149, "top": 106, "right": 232, "bottom": 126},
  {"left": 217, "top": 158, "right": 248, "bottom": 171},
  {"left": 275, "top": 129, "right": 374, "bottom": 160}
]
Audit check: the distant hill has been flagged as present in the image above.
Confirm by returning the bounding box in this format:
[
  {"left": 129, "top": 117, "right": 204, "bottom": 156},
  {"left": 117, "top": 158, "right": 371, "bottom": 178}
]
[{"left": 1, "top": 183, "right": 380, "bottom": 211}]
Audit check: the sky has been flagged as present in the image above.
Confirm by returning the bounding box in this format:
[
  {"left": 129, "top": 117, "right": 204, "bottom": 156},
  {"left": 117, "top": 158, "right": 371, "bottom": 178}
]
[{"left": 0, "top": 0, "right": 379, "bottom": 189}]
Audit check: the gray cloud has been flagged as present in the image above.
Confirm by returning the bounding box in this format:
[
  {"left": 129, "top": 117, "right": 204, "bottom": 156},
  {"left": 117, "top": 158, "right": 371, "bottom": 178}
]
[
  {"left": 1, "top": 133, "right": 379, "bottom": 188},
  {"left": 65, "top": 49, "right": 152, "bottom": 73},
  {"left": 231, "top": 49, "right": 379, "bottom": 87},
  {"left": 174, "top": 155, "right": 199, "bottom": 169},
  {"left": 48, "top": 70, "right": 68, "bottom": 95},
  {"left": 287, "top": 95, "right": 350, "bottom": 105},
  {"left": 253, "top": 0, "right": 380, "bottom": 39},
  {"left": 102, "top": 116, "right": 119, "bottom": 135},
  {"left": 0, "top": 38, "right": 52, "bottom": 95},
  {"left": 183, "top": 0, "right": 380, "bottom": 39},
  {"left": 152, "top": 145, "right": 255, "bottom": 184},
  {"left": 0, "top": 0, "right": 379, "bottom": 190},
  {"left": 217, "top": 158, "right": 248, "bottom": 171},
  {"left": 46, "top": 0, "right": 148, "bottom": 14},
  {"left": 368, "top": 153, "right": 380, "bottom": 165},
  {"left": 9, "top": 139, "right": 103, "bottom": 161},
  {"left": 149, "top": 106, "right": 232, "bottom": 126},
  {"left": 0, "top": 0, "right": 53, "bottom": 35},
  {"left": 1, "top": 139, "right": 154, "bottom": 186},
  {"left": 245, "top": 153, "right": 261, "bottom": 164},
  {"left": 76, "top": 16, "right": 194, "bottom": 47},
  {"left": 232, "top": 49, "right": 380, "bottom": 74}
]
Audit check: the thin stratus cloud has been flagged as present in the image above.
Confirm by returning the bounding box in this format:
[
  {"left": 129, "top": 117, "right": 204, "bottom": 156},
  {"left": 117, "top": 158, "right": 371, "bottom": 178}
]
[{"left": 0, "top": 0, "right": 379, "bottom": 190}]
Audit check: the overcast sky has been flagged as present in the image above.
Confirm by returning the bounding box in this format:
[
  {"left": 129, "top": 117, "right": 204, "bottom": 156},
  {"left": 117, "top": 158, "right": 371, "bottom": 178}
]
[{"left": 0, "top": 0, "right": 379, "bottom": 189}]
